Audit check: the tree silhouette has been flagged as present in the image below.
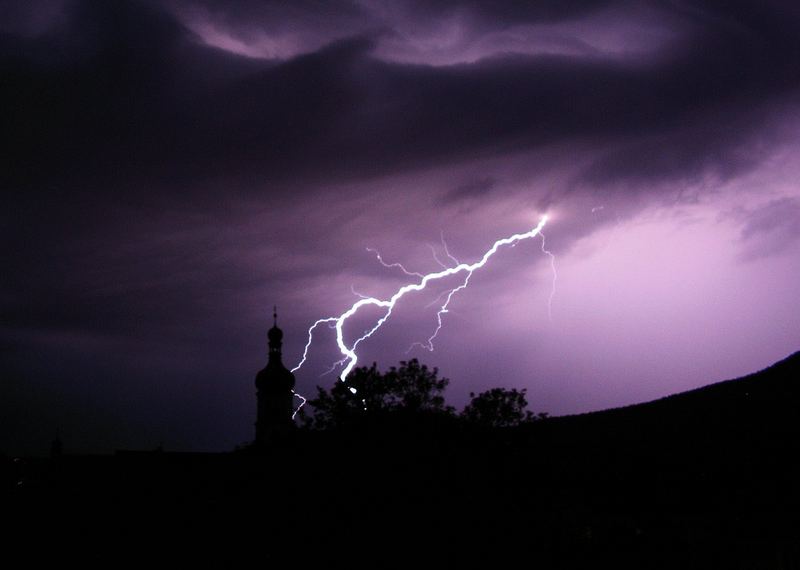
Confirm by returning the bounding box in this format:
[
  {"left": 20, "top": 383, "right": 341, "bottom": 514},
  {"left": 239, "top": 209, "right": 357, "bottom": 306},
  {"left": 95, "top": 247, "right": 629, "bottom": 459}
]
[
  {"left": 462, "top": 387, "right": 546, "bottom": 427},
  {"left": 302, "top": 359, "right": 454, "bottom": 429},
  {"left": 301, "top": 359, "right": 548, "bottom": 430}
]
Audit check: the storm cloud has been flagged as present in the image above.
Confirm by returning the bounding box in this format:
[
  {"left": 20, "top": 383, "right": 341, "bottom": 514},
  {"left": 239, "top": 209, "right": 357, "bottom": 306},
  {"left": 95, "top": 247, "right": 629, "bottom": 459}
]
[{"left": 2, "top": 0, "right": 799, "bottom": 454}]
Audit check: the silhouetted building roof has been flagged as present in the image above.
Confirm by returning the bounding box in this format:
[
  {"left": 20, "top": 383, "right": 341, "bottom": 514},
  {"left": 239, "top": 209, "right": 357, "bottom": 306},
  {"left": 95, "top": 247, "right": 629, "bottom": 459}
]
[{"left": 254, "top": 307, "right": 296, "bottom": 444}]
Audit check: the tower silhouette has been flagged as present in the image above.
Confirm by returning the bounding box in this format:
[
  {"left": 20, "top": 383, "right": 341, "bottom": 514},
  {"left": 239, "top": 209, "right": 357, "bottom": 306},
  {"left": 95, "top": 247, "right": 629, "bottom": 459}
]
[{"left": 255, "top": 307, "right": 296, "bottom": 444}]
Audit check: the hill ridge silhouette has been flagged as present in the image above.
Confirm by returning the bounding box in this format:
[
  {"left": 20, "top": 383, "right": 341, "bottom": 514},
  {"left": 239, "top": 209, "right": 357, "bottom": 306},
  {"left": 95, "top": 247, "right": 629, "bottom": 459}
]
[
  {"left": 7, "top": 351, "right": 799, "bottom": 568},
  {"left": 541, "top": 350, "right": 800, "bottom": 428}
]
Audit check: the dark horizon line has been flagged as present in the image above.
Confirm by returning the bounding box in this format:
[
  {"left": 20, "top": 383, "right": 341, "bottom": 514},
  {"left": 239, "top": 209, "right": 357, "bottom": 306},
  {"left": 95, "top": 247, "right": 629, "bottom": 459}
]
[{"left": 9, "top": 349, "right": 797, "bottom": 459}]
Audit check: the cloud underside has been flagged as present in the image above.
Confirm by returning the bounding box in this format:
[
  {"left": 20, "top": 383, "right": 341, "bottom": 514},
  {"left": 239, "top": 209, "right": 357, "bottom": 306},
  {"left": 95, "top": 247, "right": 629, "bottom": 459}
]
[
  {"left": 1, "top": 0, "right": 798, "bottom": 198},
  {"left": 2, "top": 0, "right": 800, "bottom": 454},
  {"left": 1, "top": 0, "right": 799, "bottom": 335}
]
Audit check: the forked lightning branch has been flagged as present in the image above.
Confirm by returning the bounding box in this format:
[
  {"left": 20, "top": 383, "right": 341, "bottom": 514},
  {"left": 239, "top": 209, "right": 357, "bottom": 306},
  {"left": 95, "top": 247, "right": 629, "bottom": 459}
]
[{"left": 290, "top": 215, "right": 552, "bottom": 416}]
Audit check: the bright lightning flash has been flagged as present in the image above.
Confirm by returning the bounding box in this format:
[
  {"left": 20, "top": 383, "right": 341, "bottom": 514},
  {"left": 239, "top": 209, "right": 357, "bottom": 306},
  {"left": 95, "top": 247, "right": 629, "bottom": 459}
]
[
  {"left": 292, "top": 216, "right": 550, "bottom": 396},
  {"left": 290, "top": 390, "right": 306, "bottom": 419}
]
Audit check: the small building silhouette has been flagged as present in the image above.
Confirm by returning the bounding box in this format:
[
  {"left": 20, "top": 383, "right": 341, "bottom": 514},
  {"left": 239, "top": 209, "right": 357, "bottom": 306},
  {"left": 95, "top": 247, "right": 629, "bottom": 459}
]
[{"left": 254, "top": 307, "right": 296, "bottom": 444}]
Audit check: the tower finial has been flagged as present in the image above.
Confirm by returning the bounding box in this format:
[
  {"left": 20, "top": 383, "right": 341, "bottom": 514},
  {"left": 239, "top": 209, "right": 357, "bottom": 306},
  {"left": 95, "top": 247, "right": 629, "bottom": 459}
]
[{"left": 273, "top": 305, "right": 278, "bottom": 327}]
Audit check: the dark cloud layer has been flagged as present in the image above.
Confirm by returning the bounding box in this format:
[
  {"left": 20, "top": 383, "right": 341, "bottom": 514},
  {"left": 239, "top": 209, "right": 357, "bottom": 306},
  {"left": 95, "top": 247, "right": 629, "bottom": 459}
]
[
  {"left": 2, "top": 0, "right": 800, "bottom": 454},
  {"left": 3, "top": 0, "right": 800, "bottom": 197}
]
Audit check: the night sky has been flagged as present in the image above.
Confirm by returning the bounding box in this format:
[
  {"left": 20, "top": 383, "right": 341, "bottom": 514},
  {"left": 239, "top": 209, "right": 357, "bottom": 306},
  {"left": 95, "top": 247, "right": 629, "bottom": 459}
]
[{"left": 2, "top": 0, "right": 799, "bottom": 455}]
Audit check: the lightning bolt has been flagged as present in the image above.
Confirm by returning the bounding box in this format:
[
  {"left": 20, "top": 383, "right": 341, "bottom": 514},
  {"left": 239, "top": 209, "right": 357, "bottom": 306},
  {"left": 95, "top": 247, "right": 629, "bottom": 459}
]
[
  {"left": 407, "top": 271, "right": 472, "bottom": 353},
  {"left": 540, "top": 231, "right": 557, "bottom": 322},
  {"left": 350, "top": 284, "right": 371, "bottom": 300},
  {"left": 411, "top": 226, "right": 556, "bottom": 352},
  {"left": 292, "top": 316, "right": 339, "bottom": 374},
  {"left": 428, "top": 243, "right": 451, "bottom": 270},
  {"left": 290, "top": 390, "right": 306, "bottom": 419},
  {"left": 440, "top": 230, "right": 460, "bottom": 266},
  {"left": 404, "top": 232, "right": 464, "bottom": 352},
  {"left": 292, "top": 216, "right": 549, "bottom": 391},
  {"left": 366, "top": 247, "right": 424, "bottom": 278}
]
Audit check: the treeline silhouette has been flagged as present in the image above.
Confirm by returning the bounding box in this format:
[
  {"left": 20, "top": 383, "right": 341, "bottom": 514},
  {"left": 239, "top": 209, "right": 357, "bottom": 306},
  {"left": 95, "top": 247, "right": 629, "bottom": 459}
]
[
  {"left": 4, "top": 352, "right": 800, "bottom": 568},
  {"left": 298, "top": 358, "right": 547, "bottom": 430}
]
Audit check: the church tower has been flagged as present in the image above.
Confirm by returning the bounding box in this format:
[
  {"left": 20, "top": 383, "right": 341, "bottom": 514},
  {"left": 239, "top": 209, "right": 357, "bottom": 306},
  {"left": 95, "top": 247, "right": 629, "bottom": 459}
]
[{"left": 255, "top": 307, "right": 296, "bottom": 444}]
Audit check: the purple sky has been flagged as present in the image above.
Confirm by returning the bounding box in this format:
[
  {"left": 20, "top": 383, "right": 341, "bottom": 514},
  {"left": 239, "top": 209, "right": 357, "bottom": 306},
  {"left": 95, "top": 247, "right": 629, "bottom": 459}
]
[{"left": 2, "top": 0, "right": 799, "bottom": 455}]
